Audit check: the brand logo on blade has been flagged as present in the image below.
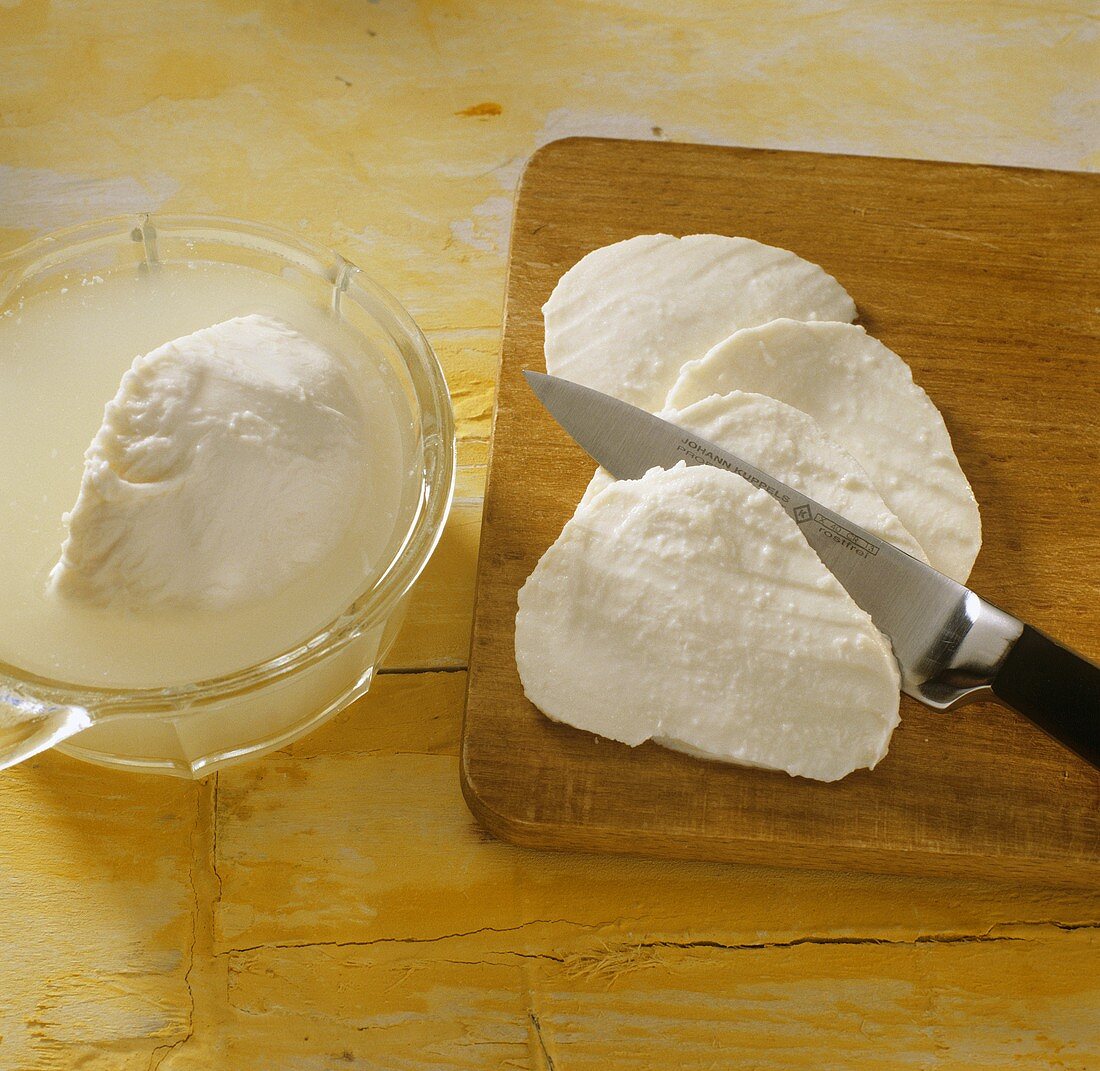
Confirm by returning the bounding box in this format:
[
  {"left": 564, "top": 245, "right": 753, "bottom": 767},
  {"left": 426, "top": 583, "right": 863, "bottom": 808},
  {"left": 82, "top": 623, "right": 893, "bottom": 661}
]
[
  {"left": 676, "top": 439, "right": 880, "bottom": 560},
  {"left": 677, "top": 438, "right": 791, "bottom": 506}
]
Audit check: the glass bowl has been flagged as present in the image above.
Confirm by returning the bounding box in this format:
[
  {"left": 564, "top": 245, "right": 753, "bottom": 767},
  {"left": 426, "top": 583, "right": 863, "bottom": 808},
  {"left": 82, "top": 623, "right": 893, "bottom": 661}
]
[{"left": 0, "top": 215, "right": 455, "bottom": 779}]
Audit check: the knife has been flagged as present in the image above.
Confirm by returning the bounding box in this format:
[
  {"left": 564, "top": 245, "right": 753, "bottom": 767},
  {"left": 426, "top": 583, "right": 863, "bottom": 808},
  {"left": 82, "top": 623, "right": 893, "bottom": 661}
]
[{"left": 523, "top": 370, "right": 1100, "bottom": 769}]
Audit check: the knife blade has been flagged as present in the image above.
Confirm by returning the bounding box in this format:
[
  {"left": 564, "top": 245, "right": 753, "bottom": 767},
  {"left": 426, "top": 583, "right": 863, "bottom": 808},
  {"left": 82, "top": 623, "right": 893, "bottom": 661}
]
[{"left": 523, "top": 370, "right": 1100, "bottom": 768}]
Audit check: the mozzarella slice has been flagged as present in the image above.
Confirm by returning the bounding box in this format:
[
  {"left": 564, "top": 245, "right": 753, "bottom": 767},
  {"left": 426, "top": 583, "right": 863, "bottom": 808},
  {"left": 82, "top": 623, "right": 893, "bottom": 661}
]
[
  {"left": 515, "top": 464, "right": 902, "bottom": 782},
  {"left": 580, "top": 390, "right": 928, "bottom": 563},
  {"left": 543, "top": 234, "right": 857, "bottom": 411},
  {"left": 666, "top": 320, "right": 981, "bottom": 582}
]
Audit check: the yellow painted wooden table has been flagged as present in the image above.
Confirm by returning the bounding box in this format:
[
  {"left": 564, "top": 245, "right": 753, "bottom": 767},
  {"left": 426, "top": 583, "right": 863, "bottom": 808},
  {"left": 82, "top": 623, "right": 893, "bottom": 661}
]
[{"left": 1, "top": 2, "right": 1097, "bottom": 1068}]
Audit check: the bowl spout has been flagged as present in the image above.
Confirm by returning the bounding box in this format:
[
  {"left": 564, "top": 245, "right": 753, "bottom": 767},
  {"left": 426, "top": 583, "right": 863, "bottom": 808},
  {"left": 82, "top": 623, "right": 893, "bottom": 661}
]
[{"left": 0, "top": 688, "right": 94, "bottom": 770}]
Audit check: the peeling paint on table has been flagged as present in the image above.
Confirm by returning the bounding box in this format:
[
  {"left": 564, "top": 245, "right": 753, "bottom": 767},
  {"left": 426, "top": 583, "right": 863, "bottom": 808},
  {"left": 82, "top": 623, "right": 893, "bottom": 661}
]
[{"left": 1, "top": 1, "right": 1097, "bottom": 1067}]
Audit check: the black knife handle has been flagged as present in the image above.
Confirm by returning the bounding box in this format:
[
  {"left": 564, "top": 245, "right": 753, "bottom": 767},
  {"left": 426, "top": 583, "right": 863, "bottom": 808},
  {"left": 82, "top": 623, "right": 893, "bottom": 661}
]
[{"left": 991, "top": 624, "right": 1100, "bottom": 768}]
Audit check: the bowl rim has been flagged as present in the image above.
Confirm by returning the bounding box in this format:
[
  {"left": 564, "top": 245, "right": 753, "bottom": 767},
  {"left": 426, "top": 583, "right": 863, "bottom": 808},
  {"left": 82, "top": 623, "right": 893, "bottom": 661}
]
[{"left": 0, "top": 213, "right": 456, "bottom": 714}]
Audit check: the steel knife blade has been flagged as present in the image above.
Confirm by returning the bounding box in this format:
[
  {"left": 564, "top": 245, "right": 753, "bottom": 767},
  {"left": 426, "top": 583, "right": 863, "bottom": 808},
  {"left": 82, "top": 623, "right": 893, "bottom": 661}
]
[{"left": 523, "top": 369, "right": 1099, "bottom": 768}]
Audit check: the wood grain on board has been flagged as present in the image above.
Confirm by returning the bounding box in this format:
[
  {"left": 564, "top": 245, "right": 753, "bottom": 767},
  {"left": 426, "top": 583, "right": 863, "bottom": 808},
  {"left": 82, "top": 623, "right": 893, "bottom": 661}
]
[{"left": 461, "top": 137, "right": 1100, "bottom": 886}]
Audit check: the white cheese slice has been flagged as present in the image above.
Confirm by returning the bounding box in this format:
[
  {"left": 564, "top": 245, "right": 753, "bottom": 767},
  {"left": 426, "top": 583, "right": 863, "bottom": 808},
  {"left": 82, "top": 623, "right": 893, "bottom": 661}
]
[
  {"left": 49, "top": 314, "right": 369, "bottom": 611},
  {"left": 543, "top": 234, "right": 857, "bottom": 411},
  {"left": 515, "top": 464, "right": 902, "bottom": 782},
  {"left": 666, "top": 320, "right": 981, "bottom": 582},
  {"left": 580, "top": 390, "right": 928, "bottom": 564}
]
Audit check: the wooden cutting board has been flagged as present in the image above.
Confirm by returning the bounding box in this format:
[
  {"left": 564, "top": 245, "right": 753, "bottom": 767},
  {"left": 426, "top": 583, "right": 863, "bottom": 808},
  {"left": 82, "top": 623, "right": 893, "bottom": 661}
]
[{"left": 460, "top": 137, "right": 1100, "bottom": 886}]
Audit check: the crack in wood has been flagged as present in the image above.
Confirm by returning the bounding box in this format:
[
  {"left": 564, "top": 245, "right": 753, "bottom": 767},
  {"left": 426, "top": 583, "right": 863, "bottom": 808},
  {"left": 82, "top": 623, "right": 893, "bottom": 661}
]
[
  {"left": 529, "top": 1011, "right": 556, "bottom": 1071},
  {"left": 217, "top": 917, "right": 1099, "bottom": 962},
  {"left": 146, "top": 791, "right": 204, "bottom": 1070},
  {"left": 221, "top": 919, "right": 587, "bottom": 957},
  {"left": 148, "top": 776, "right": 224, "bottom": 1070},
  {"left": 377, "top": 664, "right": 468, "bottom": 675}
]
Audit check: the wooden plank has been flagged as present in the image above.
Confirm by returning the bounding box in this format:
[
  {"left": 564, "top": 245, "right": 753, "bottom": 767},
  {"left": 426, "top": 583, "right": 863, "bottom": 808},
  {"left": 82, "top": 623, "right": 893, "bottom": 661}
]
[
  {"left": 381, "top": 323, "right": 495, "bottom": 672},
  {"left": 213, "top": 676, "right": 1100, "bottom": 953},
  {"left": 0, "top": 753, "right": 198, "bottom": 1070},
  {"left": 185, "top": 924, "right": 1100, "bottom": 1070},
  {"left": 382, "top": 500, "right": 483, "bottom": 672},
  {"left": 462, "top": 137, "right": 1100, "bottom": 885}
]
